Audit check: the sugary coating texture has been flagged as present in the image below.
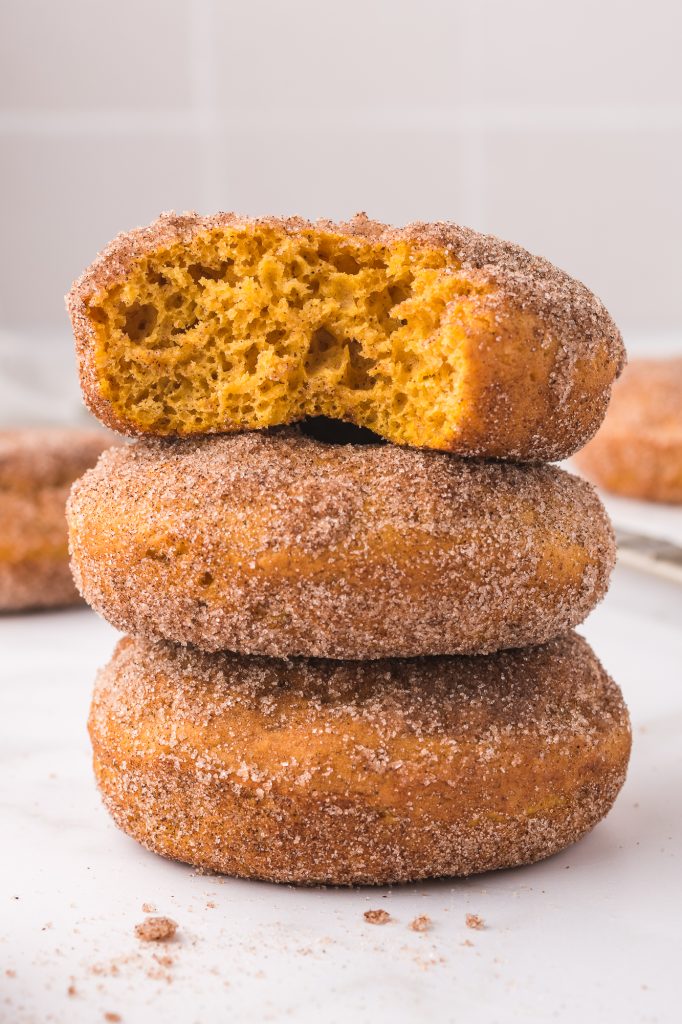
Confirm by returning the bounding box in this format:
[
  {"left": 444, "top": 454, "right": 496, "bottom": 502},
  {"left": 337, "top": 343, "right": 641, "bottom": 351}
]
[
  {"left": 68, "top": 430, "right": 615, "bottom": 659},
  {"left": 0, "top": 428, "right": 113, "bottom": 611},
  {"left": 89, "top": 632, "right": 631, "bottom": 885},
  {"left": 574, "top": 357, "right": 682, "bottom": 503},
  {"left": 67, "top": 211, "right": 624, "bottom": 460}
]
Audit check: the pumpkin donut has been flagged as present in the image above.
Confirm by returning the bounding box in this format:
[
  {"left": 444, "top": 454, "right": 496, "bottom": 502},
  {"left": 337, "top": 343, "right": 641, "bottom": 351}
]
[
  {"left": 0, "top": 427, "right": 113, "bottom": 611},
  {"left": 66, "top": 211, "right": 624, "bottom": 460},
  {"left": 68, "top": 429, "right": 615, "bottom": 659},
  {"left": 89, "top": 632, "right": 631, "bottom": 885},
  {"left": 574, "top": 357, "right": 682, "bottom": 503}
]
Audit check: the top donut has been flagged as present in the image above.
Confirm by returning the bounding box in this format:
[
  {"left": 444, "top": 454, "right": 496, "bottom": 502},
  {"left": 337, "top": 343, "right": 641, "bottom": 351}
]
[{"left": 67, "top": 212, "right": 624, "bottom": 460}]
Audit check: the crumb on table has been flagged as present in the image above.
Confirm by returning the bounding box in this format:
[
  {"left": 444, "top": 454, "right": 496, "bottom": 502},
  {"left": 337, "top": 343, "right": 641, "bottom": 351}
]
[
  {"left": 409, "top": 914, "right": 432, "bottom": 933},
  {"left": 134, "top": 916, "right": 178, "bottom": 942},
  {"left": 465, "top": 913, "right": 485, "bottom": 930},
  {"left": 364, "top": 909, "right": 391, "bottom": 925}
]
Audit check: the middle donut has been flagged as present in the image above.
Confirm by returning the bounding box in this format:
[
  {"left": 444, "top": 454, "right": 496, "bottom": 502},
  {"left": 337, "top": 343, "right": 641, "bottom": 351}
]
[{"left": 68, "top": 429, "right": 615, "bottom": 659}]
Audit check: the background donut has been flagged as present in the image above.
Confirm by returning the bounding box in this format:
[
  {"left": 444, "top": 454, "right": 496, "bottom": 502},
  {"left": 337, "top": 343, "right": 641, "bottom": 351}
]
[
  {"left": 68, "top": 430, "right": 616, "bottom": 659},
  {"left": 0, "top": 428, "right": 113, "bottom": 611},
  {"left": 89, "top": 632, "right": 631, "bottom": 885},
  {"left": 574, "top": 357, "right": 682, "bottom": 504}
]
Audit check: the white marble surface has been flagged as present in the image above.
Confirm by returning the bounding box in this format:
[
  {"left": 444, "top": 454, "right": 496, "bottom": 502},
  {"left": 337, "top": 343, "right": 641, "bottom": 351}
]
[{"left": 1, "top": 554, "right": 681, "bottom": 1024}]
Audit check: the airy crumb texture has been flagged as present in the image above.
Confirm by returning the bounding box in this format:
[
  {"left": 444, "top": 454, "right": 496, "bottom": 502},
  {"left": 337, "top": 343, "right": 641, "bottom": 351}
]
[
  {"left": 88, "top": 632, "right": 631, "bottom": 886},
  {"left": 364, "top": 910, "right": 392, "bottom": 925},
  {"left": 574, "top": 357, "right": 682, "bottom": 503},
  {"left": 0, "top": 428, "right": 113, "bottom": 612},
  {"left": 67, "top": 211, "right": 624, "bottom": 460},
  {"left": 68, "top": 430, "right": 615, "bottom": 659},
  {"left": 134, "top": 916, "right": 178, "bottom": 942},
  {"left": 465, "top": 914, "right": 485, "bottom": 930},
  {"left": 409, "top": 915, "right": 432, "bottom": 933}
]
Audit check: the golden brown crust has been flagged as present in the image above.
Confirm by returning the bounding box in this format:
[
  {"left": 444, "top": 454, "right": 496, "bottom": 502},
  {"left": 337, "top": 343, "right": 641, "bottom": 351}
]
[
  {"left": 66, "top": 211, "right": 625, "bottom": 460},
  {"left": 89, "top": 632, "right": 631, "bottom": 885},
  {"left": 68, "top": 430, "right": 615, "bottom": 658},
  {"left": 574, "top": 357, "right": 682, "bottom": 503},
  {"left": 0, "top": 428, "right": 114, "bottom": 612}
]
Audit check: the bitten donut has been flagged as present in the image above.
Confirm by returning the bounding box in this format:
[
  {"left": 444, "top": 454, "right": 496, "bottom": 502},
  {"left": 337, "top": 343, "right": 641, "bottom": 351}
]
[
  {"left": 68, "top": 430, "right": 615, "bottom": 659},
  {"left": 89, "top": 632, "right": 631, "bottom": 885},
  {"left": 0, "top": 428, "right": 113, "bottom": 611},
  {"left": 67, "top": 211, "right": 624, "bottom": 460},
  {"left": 574, "top": 357, "right": 682, "bottom": 504}
]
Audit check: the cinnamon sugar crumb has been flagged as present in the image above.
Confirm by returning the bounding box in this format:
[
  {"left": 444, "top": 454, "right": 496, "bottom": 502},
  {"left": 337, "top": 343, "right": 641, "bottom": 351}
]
[
  {"left": 104, "top": 1015, "right": 121, "bottom": 1023},
  {"left": 141, "top": 902, "right": 157, "bottom": 913},
  {"left": 465, "top": 914, "right": 485, "bottom": 930},
  {"left": 67, "top": 983, "right": 77, "bottom": 996},
  {"left": 364, "top": 909, "right": 391, "bottom": 925},
  {"left": 134, "top": 916, "right": 178, "bottom": 942},
  {"left": 409, "top": 915, "right": 432, "bottom": 933}
]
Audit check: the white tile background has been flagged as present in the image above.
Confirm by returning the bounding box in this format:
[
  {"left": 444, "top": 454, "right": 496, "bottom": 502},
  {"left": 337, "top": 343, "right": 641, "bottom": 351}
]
[{"left": 0, "top": 0, "right": 680, "bottom": 420}]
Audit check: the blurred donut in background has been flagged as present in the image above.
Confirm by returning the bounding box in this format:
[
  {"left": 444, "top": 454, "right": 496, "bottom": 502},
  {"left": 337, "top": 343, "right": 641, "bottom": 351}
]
[
  {"left": 574, "top": 357, "right": 682, "bottom": 504},
  {"left": 0, "top": 428, "right": 113, "bottom": 611}
]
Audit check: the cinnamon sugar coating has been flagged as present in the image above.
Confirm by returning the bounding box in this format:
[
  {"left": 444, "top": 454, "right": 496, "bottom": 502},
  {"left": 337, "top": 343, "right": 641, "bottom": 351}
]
[
  {"left": 89, "top": 632, "right": 631, "bottom": 885},
  {"left": 574, "top": 357, "right": 682, "bottom": 503},
  {"left": 67, "top": 211, "right": 624, "bottom": 460},
  {"left": 68, "top": 430, "right": 615, "bottom": 659},
  {"left": 0, "top": 428, "right": 113, "bottom": 611}
]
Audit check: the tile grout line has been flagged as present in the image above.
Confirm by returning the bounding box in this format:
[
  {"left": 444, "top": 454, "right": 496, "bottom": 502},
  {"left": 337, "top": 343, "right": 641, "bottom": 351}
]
[
  {"left": 453, "top": 3, "right": 488, "bottom": 233},
  {"left": 187, "top": 0, "right": 223, "bottom": 212},
  {"left": 2, "top": 104, "right": 682, "bottom": 136}
]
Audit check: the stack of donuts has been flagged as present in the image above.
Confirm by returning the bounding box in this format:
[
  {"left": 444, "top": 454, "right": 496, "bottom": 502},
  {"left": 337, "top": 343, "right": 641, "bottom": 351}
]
[{"left": 66, "top": 213, "right": 632, "bottom": 885}]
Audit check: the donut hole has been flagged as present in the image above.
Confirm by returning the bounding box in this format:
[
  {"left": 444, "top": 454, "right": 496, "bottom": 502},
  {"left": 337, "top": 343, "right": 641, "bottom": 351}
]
[
  {"left": 123, "top": 303, "right": 158, "bottom": 342},
  {"left": 299, "top": 416, "right": 386, "bottom": 446},
  {"left": 305, "top": 328, "right": 344, "bottom": 376},
  {"left": 188, "top": 260, "right": 235, "bottom": 284}
]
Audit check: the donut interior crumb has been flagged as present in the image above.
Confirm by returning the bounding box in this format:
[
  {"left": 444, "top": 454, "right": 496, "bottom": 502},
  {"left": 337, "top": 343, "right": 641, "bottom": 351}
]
[
  {"left": 409, "top": 914, "right": 432, "bottom": 932},
  {"left": 141, "top": 902, "right": 157, "bottom": 913},
  {"left": 134, "top": 916, "right": 178, "bottom": 942},
  {"left": 82, "top": 222, "right": 489, "bottom": 446},
  {"left": 364, "top": 909, "right": 391, "bottom": 925},
  {"left": 465, "top": 913, "right": 485, "bottom": 930}
]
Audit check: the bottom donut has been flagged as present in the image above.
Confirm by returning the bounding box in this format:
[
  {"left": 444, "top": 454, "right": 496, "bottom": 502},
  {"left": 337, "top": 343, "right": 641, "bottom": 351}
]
[{"left": 89, "top": 633, "right": 631, "bottom": 885}]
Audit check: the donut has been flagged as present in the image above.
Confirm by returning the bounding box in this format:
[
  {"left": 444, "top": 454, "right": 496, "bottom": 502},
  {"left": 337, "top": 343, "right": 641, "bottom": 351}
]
[
  {"left": 0, "top": 428, "right": 113, "bottom": 611},
  {"left": 68, "top": 430, "right": 615, "bottom": 659},
  {"left": 66, "top": 211, "right": 624, "bottom": 460},
  {"left": 574, "top": 357, "right": 682, "bottom": 503},
  {"left": 89, "top": 632, "right": 631, "bottom": 885}
]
